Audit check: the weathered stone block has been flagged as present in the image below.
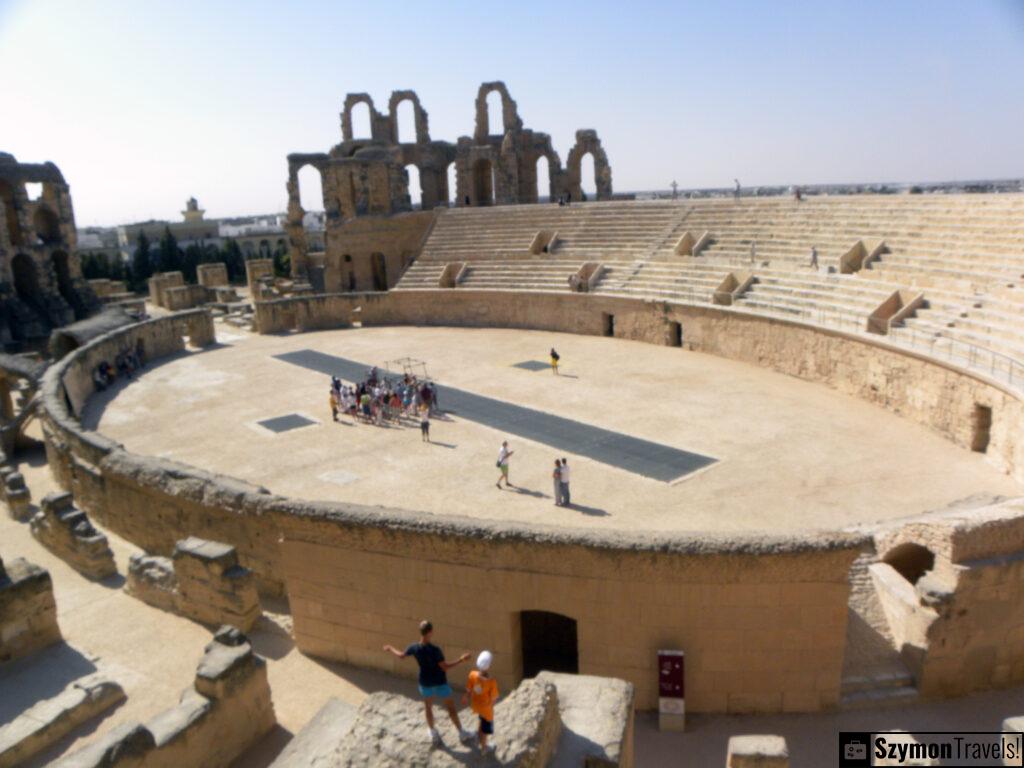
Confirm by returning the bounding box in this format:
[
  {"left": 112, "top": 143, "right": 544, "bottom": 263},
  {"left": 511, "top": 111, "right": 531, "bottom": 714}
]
[
  {"left": 4, "top": 471, "right": 31, "bottom": 521},
  {"left": 0, "top": 674, "right": 125, "bottom": 768},
  {"left": 727, "top": 734, "right": 789, "bottom": 767},
  {"left": 125, "top": 553, "right": 178, "bottom": 613},
  {"left": 30, "top": 492, "right": 116, "bottom": 579},
  {"left": 0, "top": 556, "right": 61, "bottom": 663}
]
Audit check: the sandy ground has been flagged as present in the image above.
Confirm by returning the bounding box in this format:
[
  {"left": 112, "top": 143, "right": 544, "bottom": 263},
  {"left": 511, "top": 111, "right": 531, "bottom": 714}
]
[{"left": 85, "top": 324, "right": 1021, "bottom": 534}]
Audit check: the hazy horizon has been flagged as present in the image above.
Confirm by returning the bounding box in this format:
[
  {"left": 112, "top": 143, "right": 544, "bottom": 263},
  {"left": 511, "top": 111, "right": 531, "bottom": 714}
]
[{"left": 2, "top": 0, "right": 1023, "bottom": 227}]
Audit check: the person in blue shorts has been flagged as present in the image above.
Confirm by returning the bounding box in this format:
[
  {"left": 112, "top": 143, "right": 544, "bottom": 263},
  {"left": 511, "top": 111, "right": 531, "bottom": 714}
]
[{"left": 383, "top": 619, "right": 474, "bottom": 746}]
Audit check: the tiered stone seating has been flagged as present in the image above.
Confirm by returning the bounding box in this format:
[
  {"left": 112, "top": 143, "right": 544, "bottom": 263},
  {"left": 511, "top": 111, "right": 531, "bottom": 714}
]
[
  {"left": 735, "top": 269, "right": 904, "bottom": 324},
  {"left": 397, "top": 194, "right": 1024, "bottom": 383},
  {"left": 392, "top": 262, "right": 445, "bottom": 289},
  {"left": 593, "top": 260, "right": 733, "bottom": 303},
  {"left": 456, "top": 260, "right": 583, "bottom": 292},
  {"left": 417, "top": 201, "right": 680, "bottom": 262}
]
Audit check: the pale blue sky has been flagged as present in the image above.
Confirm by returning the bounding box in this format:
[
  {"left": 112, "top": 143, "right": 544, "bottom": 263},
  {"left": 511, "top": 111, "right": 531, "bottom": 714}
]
[{"left": 1, "top": 0, "right": 1022, "bottom": 226}]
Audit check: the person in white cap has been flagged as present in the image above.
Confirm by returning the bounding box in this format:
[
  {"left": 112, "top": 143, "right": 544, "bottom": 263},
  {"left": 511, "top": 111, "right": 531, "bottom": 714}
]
[{"left": 462, "top": 649, "right": 499, "bottom": 753}]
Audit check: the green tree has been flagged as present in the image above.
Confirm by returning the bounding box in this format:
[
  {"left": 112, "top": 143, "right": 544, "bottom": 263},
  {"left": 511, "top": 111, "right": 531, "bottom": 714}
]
[
  {"left": 272, "top": 242, "right": 290, "bottom": 277},
  {"left": 221, "top": 238, "right": 245, "bottom": 282},
  {"left": 157, "top": 227, "right": 182, "bottom": 273},
  {"left": 131, "top": 230, "right": 153, "bottom": 291},
  {"left": 182, "top": 244, "right": 201, "bottom": 284}
]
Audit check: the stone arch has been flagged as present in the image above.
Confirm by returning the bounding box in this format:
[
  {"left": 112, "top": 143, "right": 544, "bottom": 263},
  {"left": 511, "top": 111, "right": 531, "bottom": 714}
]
[
  {"left": 566, "top": 130, "right": 613, "bottom": 202},
  {"left": 286, "top": 154, "right": 329, "bottom": 279},
  {"left": 404, "top": 164, "right": 422, "bottom": 209},
  {"left": 473, "top": 81, "right": 523, "bottom": 142},
  {"left": 32, "top": 205, "right": 61, "bottom": 244},
  {"left": 535, "top": 155, "right": 552, "bottom": 202},
  {"left": 341, "top": 93, "right": 382, "bottom": 142},
  {"left": 387, "top": 90, "right": 430, "bottom": 144},
  {"left": 883, "top": 543, "right": 935, "bottom": 585}
]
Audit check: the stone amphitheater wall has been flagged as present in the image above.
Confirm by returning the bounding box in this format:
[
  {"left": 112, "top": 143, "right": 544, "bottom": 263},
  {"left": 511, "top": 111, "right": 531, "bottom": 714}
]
[
  {"left": 38, "top": 309, "right": 872, "bottom": 713},
  {"left": 37, "top": 302, "right": 1024, "bottom": 712}
]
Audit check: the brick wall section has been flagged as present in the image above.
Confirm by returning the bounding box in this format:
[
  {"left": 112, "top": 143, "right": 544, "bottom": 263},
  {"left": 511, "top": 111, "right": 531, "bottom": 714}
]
[{"left": 280, "top": 525, "right": 858, "bottom": 713}]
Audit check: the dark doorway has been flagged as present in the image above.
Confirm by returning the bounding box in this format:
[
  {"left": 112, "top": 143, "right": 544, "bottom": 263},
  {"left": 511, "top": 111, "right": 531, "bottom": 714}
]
[
  {"left": 669, "top": 321, "right": 683, "bottom": 347},
  {"left": 972, "top": 404, "right": 992, "bottom": 453},
  {"left": 473, "top": 159, "right": 494, "bottom": 206},
  {"left": 12, "top": 253, "right": 42, "bottom": 309},
  {"left": 371, "top": 253, "right": 388, "bottom": 291},
  {"left": 603, "top": 313, "right": 615, "bottom": 337},
  {"left": 520, "top": 611, "right": 578, "bottom": 679}
]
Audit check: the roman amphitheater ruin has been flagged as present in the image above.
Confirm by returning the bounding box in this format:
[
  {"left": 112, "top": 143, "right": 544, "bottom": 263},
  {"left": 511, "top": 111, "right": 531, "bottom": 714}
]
[{"left": 3, "top": 81, "right": 1024, "bottom": 766}]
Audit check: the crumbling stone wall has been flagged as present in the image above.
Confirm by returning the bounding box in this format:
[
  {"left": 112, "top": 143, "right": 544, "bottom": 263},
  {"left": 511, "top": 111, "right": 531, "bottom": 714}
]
[
  {"left": 147, "top": 271, "right": 184, "bottom": 308},
  {"left": 285, "top": 82, "right": 611, "bottom": 286},
  {"left": 127, "top": 536, "right": 261, "bottom": 631},
  {"left": 0, "top": 153, "right": 100, "bottom": 348},
  {"left": 196, "top": 263, "right": 228, "bottom": 288},
  {"left": 30, "top": 491, "right": 116, "bottom": 580},
  {"left": 52, "top": 627, "right": 275, "bottom": 768},
  {"left": 871, "top": 498, "right": 1024, "bottom": 699},
  {"left": 0, "top": 556, "right": 62, "bottom": 663}
]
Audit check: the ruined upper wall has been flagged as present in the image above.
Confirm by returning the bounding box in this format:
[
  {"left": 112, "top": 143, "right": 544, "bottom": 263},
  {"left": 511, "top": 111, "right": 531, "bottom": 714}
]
[
  {"left": 0, "top": 153, "right": 101, "bottom": 348},
  {"left": 285, "top": 83, "right": 613, "bottom": 283}
]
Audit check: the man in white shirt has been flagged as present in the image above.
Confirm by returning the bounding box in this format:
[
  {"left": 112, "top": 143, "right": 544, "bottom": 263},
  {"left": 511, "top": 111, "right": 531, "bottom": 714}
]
[
  {"left": 496, "top": 441, "right": 514, "bottom": 489},
  {"left": 559, "top": 458, "right": 571, "bottom": 506}
]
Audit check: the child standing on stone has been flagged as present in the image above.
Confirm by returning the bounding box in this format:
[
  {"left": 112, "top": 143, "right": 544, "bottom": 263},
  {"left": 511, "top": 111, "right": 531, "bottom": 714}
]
[{"left": 463, "top": 650, "right": 499, "bottom": 754}]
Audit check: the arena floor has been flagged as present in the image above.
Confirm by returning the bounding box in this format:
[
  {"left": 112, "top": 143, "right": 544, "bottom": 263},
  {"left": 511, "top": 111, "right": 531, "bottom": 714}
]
[{"left": 83, "top": 325, "right": 1022, "bottom": 533}]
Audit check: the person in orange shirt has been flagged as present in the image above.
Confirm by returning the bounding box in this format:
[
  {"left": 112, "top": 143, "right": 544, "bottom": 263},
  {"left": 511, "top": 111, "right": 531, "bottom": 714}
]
[{"left": 463, "top": 650, "right": 499, "bottom": 753}]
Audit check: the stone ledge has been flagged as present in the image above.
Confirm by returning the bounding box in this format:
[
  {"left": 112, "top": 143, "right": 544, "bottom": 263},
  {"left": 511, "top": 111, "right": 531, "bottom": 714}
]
[
  {"left": 54, "top": 628, "right": 275, "bottom": 768},
  {"left": 727, "top": 734, "right": 789, "bottom": 767},
  {"left": 0, "top": 674, "right": 125, "bottom": 768}
]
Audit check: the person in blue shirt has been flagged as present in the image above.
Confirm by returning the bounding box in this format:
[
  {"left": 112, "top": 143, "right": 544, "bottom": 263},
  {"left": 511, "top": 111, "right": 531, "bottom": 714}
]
[{"left": 384, "top": 619, "right": 474, "bottom": 746}]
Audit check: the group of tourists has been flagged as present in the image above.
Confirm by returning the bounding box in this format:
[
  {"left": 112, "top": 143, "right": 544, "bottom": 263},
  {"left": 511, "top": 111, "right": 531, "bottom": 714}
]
[
  {"left": 329, "top": 367, "right": 439, "bottom": 439},
  {"left": 384, "top": 620, "right": 499, "bottom": 752},
  {"left": 92, "top": 340, "right": 146, "bottom": 391}
]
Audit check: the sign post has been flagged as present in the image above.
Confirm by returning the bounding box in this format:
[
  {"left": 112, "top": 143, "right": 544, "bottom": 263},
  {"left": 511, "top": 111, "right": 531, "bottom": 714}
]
[{"left": 658, "top": 649, "right": 685, "bottom": 731}]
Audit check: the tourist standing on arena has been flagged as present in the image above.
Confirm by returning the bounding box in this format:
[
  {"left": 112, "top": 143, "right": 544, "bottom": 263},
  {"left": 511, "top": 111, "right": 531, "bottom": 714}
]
[
  {"left": 809, "top": 245, "right": 819, "bottom": 270},
  {"left": 552, "top": 459, "right": 563, "bottom": 505},
  {"left": 462, "top": 650, "right": 499, "bottom": 754},
  {"left": 420, "top": 408, "right": 430, "bottom": 442},
  {"left": 496, "top": 441, "right": 515, "bottom": 488},
  {"left": 734, "top": 178, "right": 741, "bottom": 199},
  {"left": 550, "top": 348, "right": 560, "bottom": 375},
  {"left": 383, "top": 620, "right": 474, "bottom": 746},
  {"left": 559, "top": 458, "right": 571, "bottom": 506}
]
